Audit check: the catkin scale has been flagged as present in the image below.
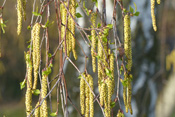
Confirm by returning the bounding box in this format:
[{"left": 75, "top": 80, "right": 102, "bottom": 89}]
[
  {"left": 151, "top": 0, "right": 157, "bottom": 31},
  {"left": 40, "top": 73, "right": 48, "bottom": 117},
  {"left": 91, "top": 13, "right": 97, "bottom": 72},
  {"left": 124, "top": 14, "right": 132, "bottom": 72},
  {"left": 32, "top": 23, "right": 41, "bottom": 90},
  {"left": 17, "top": 0, "right": 22, "bottom": 35},
  {"left": 25, "top": 52, "right": 32, "bottom": 116}
]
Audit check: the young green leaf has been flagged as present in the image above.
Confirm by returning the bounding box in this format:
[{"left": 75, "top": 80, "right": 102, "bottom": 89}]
[
  {"left": 134, "top": 2, "right": 137, "bottom": 12},
  {"left": 20, "top": 79, "right": 26, "bottom": 90},
  {"left": 32, "top": 12, "right": 41, "bottom": 16},
  {"left": 75, "top": 13, "right": 83, "bottom": 18},
  {"left": 50, "top": 112, "right": 57, "bottom": 116},
  {"left": 106, "top": 24, "right": 113, "bottom": 29},
  {"left": 110, "top": 101, "right": 116, "bottom": 108},
  {"left": 134, "top": 12, "right": 140, "bottom": 16},
  {"left": 33, "top": 89, "right": 40, "bottom": 96},
  {"left": 129, "top": 6, "right": 134, "bottom": 13}
]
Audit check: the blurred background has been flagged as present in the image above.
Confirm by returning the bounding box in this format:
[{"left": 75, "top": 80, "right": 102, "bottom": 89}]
[{"left": 0, "top": 0, "right": 175, "bottom": 117}]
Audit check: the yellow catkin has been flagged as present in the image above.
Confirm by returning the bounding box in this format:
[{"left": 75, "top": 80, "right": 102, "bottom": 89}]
[
  {"left": 123, "top": 73, "right": 128, "bottom": 113},
  {"left": 34, "top": 102, "right": 40, "bottom": 117},
  {"left": 151, "top": 0, "right": 157, "bottom": 31},
  {"left": 80, "top": 73, "right": 85, "bottom": 115},
  {"left": 117, "top": 110, "right": 124, "bottom": 117},
  {"left": 32, "top": 23, "right": 41, "bottom": 90},
  {"left": 85, "top": 74, "right": 90, "bottom": 117},
  {"left": 88, "top": 75, "right": 94, "bottom": 117},
  {"left": 71, "top": 0, "right": 77, "bottom": 60},
  {"left": 104, "top": 83, "right": 108, "bottom": 117},
  {"left": 98, "top": 62, "right": 102, "bottom": 93},
  {"left": 25, "top": 52, "right": 32, "bottom": 116},
  {"left": 40, "top": 72, "right": 48, "bottom": 117},
  {"left": 124, "top": 14, "right": 132, "bottom": 72},
  {"left": 61, "top": 2, "right": 67, "bottom": 53},
  {"left": 127, "top": 76, "right": 133, "bottom": 115},
  {"left": 22, "top": 0, "right": 26, "bottom": 21},
  {"left": 17, "top": 0, "right": 22, "bottom": 35},
  {"left": 157, "top": 0, "right": 161, "bottom": 4},
  {"left": 91, "top": 13, "right": 97, "bottom": 72},
  {"left": 107, "top": 79, "right": 113, "bottom": 117},
  {"left": 68, "top": 5, "right": 72, "bottom": 56},
  {"left": 100, "top": 82, "right": 105, "bottom": 106}
]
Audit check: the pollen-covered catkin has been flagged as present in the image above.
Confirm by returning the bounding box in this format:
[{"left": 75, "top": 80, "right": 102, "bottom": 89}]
[
  {"left": 32, "top": 23, "right": 41, "bottom": 90},
  {"left": 88, "top": 75, "right": 94, "bottom": 117},
  {"left": 91, "top": 13, "right": 97, "bottom": 72},
  {"left": 151, "top": 0, "right": 157, "bottom": 31},
  {"left": 124, "top": 14, "right": 132, "bottom": 72},
  {"left": 25, "top": 52, "right": 32, "bottom": 116},
  {"left": 40, "top": 72, "right": 48, "bottom": 117},
  {"left": 128, "top": 77, "right": 133, "bottom": 114},
  {"left": 100, "top": 82, "right": 105, "bottom": 106},
  {"left": 85, "top": 75, "right": 90, "bottom": 117},
  {"left": 80, "top": 73, "right": 85, "bottom": 115},
  {"left": 71, "top": 0, "right": 77, "bottom": 60},
  {"left": 107, "top": 79, "right": 113, "bottom": 117},
  {"left": 17, "top": 0, "right": 22, "bottom": 35},
  {"left": 123, "top": 73, "right": 128, "bottom": 113},
  {"left": 61, "top": 2, "right": 67, "bottom": 53}
]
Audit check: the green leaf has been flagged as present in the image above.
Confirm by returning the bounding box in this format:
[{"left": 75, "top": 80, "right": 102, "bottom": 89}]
[
  {"left": 48, "top": 53, "right": 52, "bottom": 58},
  {"left": 106, "top": 24, "right": 113, "bottom": 29},
  {"left": 27, "top": 45, "right": 31, "bottom": 49},
  {"left": 20, "top": 79, "right": 26, "bottom": 90},
  {"left": 75, "top": 3, "right": 79, "bottom": 8},
  {"left": 110, "top": 101, "right": 115, "bottom": 108},
  {"left": 27, "top": 25, "right": 31, "bottom": 30},
  {"left": 134, "top": 2, "right": 137, "bottom": 13},
  {"left": 32, "top": 12, "right": 41, "bottom": 16},
  {"left": 123, "top": 8, "right": 127, "bottom": 13},
  {"left": 78, "top": 74, "right": 82, "bottom": 79},
  {"left": 134, "top": 12, "right": 140, "bottom": 16},
  {"left": 50, "top": 112, "right": 57, "bottom": 116},
  {"left": 129, "top": 6, "right": 134, "bottom": 13},
  {"left": 33, "top": 89, "right": 40, "bottom": 96},
  {"left": 75, "top": 13, "right": 83, "bottom": 18},
  {"left": 97, "top": 23, "right": 101, "bottom": 28}
]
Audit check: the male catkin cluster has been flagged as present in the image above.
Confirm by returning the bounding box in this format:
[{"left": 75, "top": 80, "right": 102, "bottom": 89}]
[
  {"left": 60, "top": 1, "right": 77, "bottom": 59},
  {"left": 91, "top": 13, "right": 97, "bottom": 72},
  {"left": 124, "top": 14, "right": 132, "bottom": 72},
  {"left": 22, "top": 0, "right": 26, "bottom": 21},
  {"left": 25, "top": 52, "right": 32, "bottom": 116},
  {"left": 17, "top": 0, "right": 22, "bottom": 35},
  {"left": 151, "top": 0, "right": 157, "bottom": 31},
  {"left": 40, "top": 71, "right": 48, "bottom": 117},
  {"left": 80, "top": 73, "right": 94, "bottom": 117},
  {"left": 32, "top": 23, "right": 41, "bottom": 90}
]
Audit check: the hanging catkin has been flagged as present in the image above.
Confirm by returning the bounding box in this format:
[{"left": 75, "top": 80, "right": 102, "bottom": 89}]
[
  {"left": 88, "top": 74, "right": 94, "bottom": 117},
  {"left": 32, "top": 23, "right": 41, "bottom": 90},
  {"left": 40, "top": 72, "right": 48, "bottom": 117},
  {"left": 124, "top": 14, "right": 132, "bottom": 72},
  {"left": 22, "top": 0, "right": 26, "bottom": 21},
  {"left": 61, "top": 2, "right": 67, "bottom": 53},
  {"left": 71, "top": 0, "right": 77, "bottom": 60},
  {"left": 34, "top": 102, "right": 40, "bottom": 117},
  {"left": 80, "top": 73, "right": 85, "bottom": 115},
  {"left": 91, "top": 13, "right": 97, "bottom": 72},
  {"left": 17, "top": 0, "right": 22, "bottom": 35},
  {"left": 151, "top": 0, "right": 157, "bottom": 31},
  {"left": 85, "top": 74, "right": 90, "bottom": 117},
  {"left": 25, "top": 52, "right": 32, "bottom": 116},
  {"left": 127, "top": 75, "right": 133, "bottom": 114}
]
